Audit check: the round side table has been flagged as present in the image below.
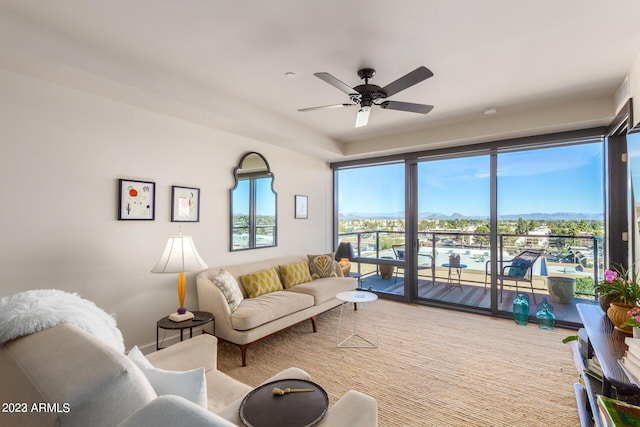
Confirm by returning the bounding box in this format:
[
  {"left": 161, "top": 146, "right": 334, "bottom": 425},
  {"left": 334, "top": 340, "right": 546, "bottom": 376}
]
[
  {"left": 335, "top": 291, "right": 378, "bottom": 348},
  {"left": 156, "top": 311, "right": 214, "bottom": 350}
]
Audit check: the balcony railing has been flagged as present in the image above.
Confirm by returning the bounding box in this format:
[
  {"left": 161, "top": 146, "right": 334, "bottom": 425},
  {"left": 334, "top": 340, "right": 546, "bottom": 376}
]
[{"left": 338, "top": 230, "right": 603, "bottom": 300}]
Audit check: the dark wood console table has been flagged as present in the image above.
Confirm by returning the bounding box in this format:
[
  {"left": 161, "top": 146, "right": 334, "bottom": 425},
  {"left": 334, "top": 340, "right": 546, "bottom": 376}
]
[{"left": 574, "top": 303, "right": 639, "bottom": 426}]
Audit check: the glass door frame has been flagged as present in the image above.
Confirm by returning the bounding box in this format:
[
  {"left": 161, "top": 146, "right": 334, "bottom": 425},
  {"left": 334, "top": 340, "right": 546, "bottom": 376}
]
[
  {"left": 407, "top": 154, "right": 496, "bottom": 312},
  {"left": 333, "top": 127, "right": 609, "bottom": 323}
]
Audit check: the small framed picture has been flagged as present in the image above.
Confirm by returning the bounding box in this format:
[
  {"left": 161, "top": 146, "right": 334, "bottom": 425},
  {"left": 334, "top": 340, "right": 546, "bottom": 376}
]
[
  {"left": 172, "top": 186, "right": 200, "bottom": 222},
  {"left": 118, "top": 179, "right": 155, "bottom": 220},
  {"left": 295, "top": 195, "right": 308, "bottom": 219}
]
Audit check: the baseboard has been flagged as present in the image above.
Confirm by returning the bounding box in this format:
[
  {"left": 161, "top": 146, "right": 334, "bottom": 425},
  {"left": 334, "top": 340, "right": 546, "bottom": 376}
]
[{"left": 136, "top": 326, "right": 205, "bottom": 354}]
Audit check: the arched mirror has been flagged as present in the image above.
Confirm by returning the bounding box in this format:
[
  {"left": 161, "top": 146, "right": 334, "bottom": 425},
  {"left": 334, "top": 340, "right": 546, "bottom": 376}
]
[{"left": 230, "top": 152, "right": 277, "bottom": 251}]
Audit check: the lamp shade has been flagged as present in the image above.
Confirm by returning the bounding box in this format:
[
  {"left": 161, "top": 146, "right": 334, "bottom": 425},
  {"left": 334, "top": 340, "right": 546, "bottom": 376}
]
[
  {"left": 151, "top": 235, "right": 208, "bottom": 274},
  {"left": 335, "top": 242, "right": 355, "bottom": 261}
]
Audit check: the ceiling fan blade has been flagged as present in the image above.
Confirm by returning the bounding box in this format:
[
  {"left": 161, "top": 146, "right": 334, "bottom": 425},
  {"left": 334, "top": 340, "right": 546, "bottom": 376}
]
[
  {"left": 298, "top": 103, "right": 354, "bottom": 112},
  {"left": 355, "top": 107, "right": 371, "bottom": 128},
  {"left": 314, "top": 72, "right": 359, "bottom": 96},
  {"left": 380, "top": 100, "right": 434, "bottom": 114},
  {"left": 381, "top": 66, "right": 433, "bottom": 97}
]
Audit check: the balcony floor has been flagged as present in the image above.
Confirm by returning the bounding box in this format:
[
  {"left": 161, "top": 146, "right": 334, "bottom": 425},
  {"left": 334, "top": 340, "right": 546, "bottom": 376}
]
[{"left": 357, "top": 273, "right": 598, "bottom": 326}]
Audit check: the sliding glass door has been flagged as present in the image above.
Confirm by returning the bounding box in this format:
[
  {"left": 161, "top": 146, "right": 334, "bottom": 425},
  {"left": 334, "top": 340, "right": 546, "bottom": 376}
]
[
  {"left": 335, "top": 163, "right": 406, "bottom": 298},
  {"left": 495, "top": 144, "right": 604, "bottom": 323},
  {"left": 628, "top": 132, "right": 640, "bottom": 265},
  {"left": 414, "top": 155, "right": 491, "bottom": 309}
]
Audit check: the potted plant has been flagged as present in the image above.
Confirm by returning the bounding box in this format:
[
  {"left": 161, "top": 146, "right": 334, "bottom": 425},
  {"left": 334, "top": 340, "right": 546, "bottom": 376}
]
[
  {"left": 621, "top": 306, "right": 640, "bottom": 338},
  {"left": 594, "top": 264, "right": 640, "bottom": 334},
  {"left": 449, "top": 253, "right": 461, "bottom": 268}
]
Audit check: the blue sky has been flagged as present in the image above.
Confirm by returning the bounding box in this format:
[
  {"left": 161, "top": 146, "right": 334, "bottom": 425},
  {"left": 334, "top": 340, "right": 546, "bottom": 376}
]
[
  {"left": 232, "top": 178, "right": 276, "bottom": 216},
  {"left": 338, "top": 142, "right": 605, "bottom": 218},
  {"left": 629, "top": 132, "right": 640, "bottom": 197}
]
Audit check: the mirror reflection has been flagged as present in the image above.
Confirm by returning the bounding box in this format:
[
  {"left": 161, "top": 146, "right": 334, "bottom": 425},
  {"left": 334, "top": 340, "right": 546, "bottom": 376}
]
[{"left": 230, "top": 152, "right": 277, "bottom": 251}]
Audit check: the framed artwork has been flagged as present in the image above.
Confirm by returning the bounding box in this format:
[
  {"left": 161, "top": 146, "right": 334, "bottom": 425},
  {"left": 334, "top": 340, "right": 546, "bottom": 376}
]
[
  {"left": 295, "top": 195, "right": 308, "bottom": 219},
  {"left": 118, "top": 179, "right": 155, "bottom": 220},
  {"left": 172, "top": 186, "right": 200, "bottom": 222}
]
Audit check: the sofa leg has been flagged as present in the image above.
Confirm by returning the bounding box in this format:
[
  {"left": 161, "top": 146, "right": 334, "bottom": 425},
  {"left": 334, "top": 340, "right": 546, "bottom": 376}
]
[
  {"left": 310, "top": 316, "right": 317, "bottom": 333},
  {"left": 240, "top": 344, "right": 248, "bottom": 367}
]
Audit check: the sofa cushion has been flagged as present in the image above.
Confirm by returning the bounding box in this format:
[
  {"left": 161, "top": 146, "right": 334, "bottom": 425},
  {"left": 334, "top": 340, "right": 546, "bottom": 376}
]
[
  {"left": 231, "top": 291, "right": 314, "bottom": 331},
  {"left": 280, "top": 261, "right": 312, "bottom": 289},
  {"left": 240, "top": 268, "right": 284, "bottom": 298},
  {"left": 128, "top": 346, "right": 207, "bottom": 409},
  {"left": 212, "top": 269, "right": 244, "bottom": 311},
  {"left": 308, "top": 253, "right": 341, "bottom": 279},
  {"left": 285, "top": 276, "right": 357, "bottom": 305}
]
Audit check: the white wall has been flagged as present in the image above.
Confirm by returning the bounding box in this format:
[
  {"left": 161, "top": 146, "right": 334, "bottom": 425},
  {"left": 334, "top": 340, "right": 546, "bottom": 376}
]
[
  {"left": 0, "top": 69, "right": 333, "bottom": 349},
  {"left": 631, "top": 52, "right": 640, "bottom": 128}
]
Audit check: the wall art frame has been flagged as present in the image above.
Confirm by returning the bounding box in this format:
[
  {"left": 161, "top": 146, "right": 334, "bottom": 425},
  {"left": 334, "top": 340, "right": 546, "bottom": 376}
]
[
  {"left": 118, "top": 179, "right": 155, "bottom": 220},
  {"left": 171, "top": 185, "right": 200, "bottom": 222},
  {"left": 295, "top": 194, "right": 308, "bottom": 219}
]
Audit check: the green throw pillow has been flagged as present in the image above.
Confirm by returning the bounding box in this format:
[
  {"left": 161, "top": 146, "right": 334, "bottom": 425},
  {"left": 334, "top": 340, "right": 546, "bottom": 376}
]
[
  {"left": 280, "top": 262, "right": 312, "bottom": 288},
  {"left": 240, "top": 268, "right": 283, "bottom": 298}
]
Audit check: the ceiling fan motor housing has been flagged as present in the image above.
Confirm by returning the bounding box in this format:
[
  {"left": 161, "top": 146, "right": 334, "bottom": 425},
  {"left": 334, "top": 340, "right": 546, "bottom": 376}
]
[{"left": 353, "top": 68, "right": 387, "bottom": 106}]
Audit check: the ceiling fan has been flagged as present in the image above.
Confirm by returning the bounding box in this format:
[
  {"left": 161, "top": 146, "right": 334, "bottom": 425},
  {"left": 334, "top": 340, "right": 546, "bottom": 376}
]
[{"left": 298, "top": 66, "right": 434, "bottom": 128}]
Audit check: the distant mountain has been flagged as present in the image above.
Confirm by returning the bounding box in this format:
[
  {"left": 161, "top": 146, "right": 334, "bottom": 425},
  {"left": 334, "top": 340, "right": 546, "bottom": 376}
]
[
  {"left": 340, "top": 212, "right": 406, "bottom": 220},
  {"left": 339, "top": 211, "right": 603, "bottom": 220},
  {"left": 498, "top": 212, "right": 603, "bottom": 221}
]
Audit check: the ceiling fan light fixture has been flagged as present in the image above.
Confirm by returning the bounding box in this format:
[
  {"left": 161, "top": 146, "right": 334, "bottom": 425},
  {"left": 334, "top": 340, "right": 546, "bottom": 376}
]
[{"left": 355, "top": 107, "right": 371, "bottom": 128}]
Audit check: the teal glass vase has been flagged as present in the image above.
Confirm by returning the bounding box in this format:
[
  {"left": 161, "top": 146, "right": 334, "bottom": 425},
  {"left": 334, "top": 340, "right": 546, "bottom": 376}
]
[
  {"left": 513, "top": 293, "right": 530, "bottom": 326},
  {"left": 536, "top": 297, "right": 556, "bottom": 330}
]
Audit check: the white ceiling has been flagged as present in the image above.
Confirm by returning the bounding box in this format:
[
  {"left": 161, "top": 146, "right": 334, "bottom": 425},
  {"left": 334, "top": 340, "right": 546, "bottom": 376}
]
[{"left": 2, "top": 1, "right": 640, "bottom": 161}]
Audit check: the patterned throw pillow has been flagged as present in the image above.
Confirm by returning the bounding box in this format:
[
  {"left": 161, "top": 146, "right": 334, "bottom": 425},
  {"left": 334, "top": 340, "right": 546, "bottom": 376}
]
[
  {"left": 280, "top": 262, "right": 312, "bottom": 288},
  {"left": 240, "top": 268, "right": 284, "bottom": 298},
  {"left": 508, "top": 258, "right": 531, "bottom": 278},
  {"left": 212, "top": 269, "right": 244, "bottom": 312},
  {"left": 307, "top": 254, "right": 339, "bottom": 280}
]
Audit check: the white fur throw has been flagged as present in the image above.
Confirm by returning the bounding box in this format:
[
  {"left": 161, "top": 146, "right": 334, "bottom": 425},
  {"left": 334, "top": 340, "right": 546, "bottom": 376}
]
[{"left": 0, "top": 289, "right": 124, "bottom": 353}]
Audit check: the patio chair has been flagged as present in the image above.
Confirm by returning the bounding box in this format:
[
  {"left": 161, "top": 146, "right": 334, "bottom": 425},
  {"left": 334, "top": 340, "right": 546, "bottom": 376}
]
[
  {"left": 392, "top": 244, "right": 435, "bottom": 285},
  {"left": 484, "top": 249, "right": 543, "bottom": 303}
]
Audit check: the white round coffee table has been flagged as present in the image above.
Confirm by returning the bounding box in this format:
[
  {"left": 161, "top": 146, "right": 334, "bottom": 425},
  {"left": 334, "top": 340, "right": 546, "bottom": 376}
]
[{"left": 335, "top": 291, "right": 378, "bottom": 348}]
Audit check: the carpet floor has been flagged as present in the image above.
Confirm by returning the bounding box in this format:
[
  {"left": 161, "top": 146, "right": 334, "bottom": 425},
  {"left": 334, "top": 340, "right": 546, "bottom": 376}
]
[{"left": 217, "top": 299, "right": 580, "bottom": 427}]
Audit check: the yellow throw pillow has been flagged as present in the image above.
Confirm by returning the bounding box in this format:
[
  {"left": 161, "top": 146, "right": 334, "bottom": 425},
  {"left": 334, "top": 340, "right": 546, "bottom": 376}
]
[
  {"left": 240, "top": 268, "right": 283, "bottom": 298},
  {"left": 280, "top": 262, "right": 312, "bottom": 289}
]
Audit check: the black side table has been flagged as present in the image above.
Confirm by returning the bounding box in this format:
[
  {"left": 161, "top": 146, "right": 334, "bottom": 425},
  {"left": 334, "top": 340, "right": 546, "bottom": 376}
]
[{"left": 156, "top": 311, "right": 214, "bottom": 350}]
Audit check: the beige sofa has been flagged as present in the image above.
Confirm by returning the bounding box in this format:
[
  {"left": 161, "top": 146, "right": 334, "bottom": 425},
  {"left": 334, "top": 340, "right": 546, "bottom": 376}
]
[
  {"left": 197, "top": 255, "right": 356, "bottom": 366},
  {"left": 0, "top": 323, "right": 377, "bottom": 426}
]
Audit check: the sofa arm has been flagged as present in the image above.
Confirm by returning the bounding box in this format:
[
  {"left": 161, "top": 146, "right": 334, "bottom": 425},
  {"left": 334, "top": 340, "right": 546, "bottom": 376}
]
[
  {"left": 117, "top": 395, "right": 236, "bottom": 427},
  {"left": 197, "top": 273, "right": 234, "bottom": 336},
  {"left": 316, "top": 390, "right": 378, "bottom": 427},
  {"left": 259, "top": 367, "right": 311, "bottom": 384},
  {"left": 145, "top": 333, "right": 217, "bottom": 372}
]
